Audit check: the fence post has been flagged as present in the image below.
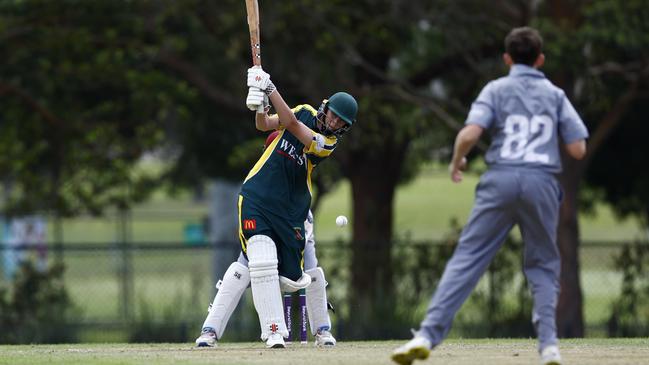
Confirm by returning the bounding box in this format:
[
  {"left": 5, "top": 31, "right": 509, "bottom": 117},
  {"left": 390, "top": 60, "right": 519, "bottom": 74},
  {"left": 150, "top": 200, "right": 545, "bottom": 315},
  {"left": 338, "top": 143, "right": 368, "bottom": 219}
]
[
  {"left": 208, "top": 180, "right": 248, "bottom": 338},
  {"left": 117, "top": 207, "right": 133, "bottom": 321},
  {"left": 53, "top": 214, "right": 64, "bottom": 265}
]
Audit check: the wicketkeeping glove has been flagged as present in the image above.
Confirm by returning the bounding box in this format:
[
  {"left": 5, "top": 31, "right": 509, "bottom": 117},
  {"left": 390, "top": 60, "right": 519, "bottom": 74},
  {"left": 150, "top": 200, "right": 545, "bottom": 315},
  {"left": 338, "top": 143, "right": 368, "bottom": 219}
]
[
  {"left": 246, "top": 87, "right": 265, "bottom": 112},
  {"left": 247, "top": 66, "right": 276, "bottom": 96}
]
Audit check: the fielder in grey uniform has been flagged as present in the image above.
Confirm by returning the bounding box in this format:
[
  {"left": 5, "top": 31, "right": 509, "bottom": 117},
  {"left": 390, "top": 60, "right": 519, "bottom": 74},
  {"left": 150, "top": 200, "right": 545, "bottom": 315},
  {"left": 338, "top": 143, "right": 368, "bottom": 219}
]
[{"left": 392, "top": 27, "right": 588, "bottom": 365}]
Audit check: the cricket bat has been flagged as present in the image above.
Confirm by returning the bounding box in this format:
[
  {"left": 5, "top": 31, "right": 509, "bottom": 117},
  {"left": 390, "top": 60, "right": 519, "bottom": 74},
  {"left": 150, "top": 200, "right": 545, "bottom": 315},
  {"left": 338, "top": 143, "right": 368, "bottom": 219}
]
[{"left": 245, "top": 0, "right": 261, "bottom": 66}]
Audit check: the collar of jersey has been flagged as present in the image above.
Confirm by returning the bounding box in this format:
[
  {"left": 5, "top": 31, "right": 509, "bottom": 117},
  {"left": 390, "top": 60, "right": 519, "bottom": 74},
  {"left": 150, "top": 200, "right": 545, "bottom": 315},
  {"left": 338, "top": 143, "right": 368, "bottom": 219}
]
[{"left": 509, "top": 64, "right": 545, "bottom": 78}]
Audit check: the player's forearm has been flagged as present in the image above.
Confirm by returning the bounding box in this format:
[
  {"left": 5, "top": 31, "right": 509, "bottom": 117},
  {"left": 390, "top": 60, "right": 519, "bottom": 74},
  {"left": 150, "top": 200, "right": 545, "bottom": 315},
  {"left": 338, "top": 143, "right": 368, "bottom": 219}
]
[
  {"left": 451, "top": 125, "right": 483, "bottom": 165},
  {"left": 565, "top": 139, "right": 586, "bottom": 160},
  {"left": 268, "top": 91, "right": 313, "bottom": 146},
  {"left": 255, "top": 113, "right": 271, "bottom": 131},
  {"left": 268, "top": 90, "right": 296, "bottom": 128}
]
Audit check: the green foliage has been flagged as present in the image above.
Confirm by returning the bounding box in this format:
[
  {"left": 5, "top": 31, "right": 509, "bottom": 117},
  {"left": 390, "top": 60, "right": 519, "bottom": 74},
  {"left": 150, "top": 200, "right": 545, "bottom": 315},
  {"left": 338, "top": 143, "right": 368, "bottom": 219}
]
[
  {"left": 334, "top": 220, "right": 534, "bottom": 340},
  {"left": 0, "top": 261, "right": 80, "bottom": 343},
  {"left": 534, "top": 0, "right": 649, "bottom": 223},
  {"left": 153, "top": 0, "right": 261, "bottom": 185},
  {"left": 128, "top": 269, "right": 205, "bottom": 343},
  {"left": 585, "top": 98, "right": 649, "bottom": 220},
  {"left": 458, "top": 235, "right": 534, "bottom": 338},
  {"left": 0, "top": 0, "right": 189, "bottom": 216},
  {"left": 225, "top": 138, "right": 268, "bottom": 179},
  {"left": 408, "top": 220, "right": 532, "bottom": 339},
  {"left": 382, "top": 219, "right": 459, "bottom": 337},
  {"left": 0, "top": 0, "right": 264, "bottom": 214},
  {"left": 607, "top": 242, "right": 649, "bottom": 337},
  {"left": 128, "top": 297, "right": 194, "bottom": 343}
]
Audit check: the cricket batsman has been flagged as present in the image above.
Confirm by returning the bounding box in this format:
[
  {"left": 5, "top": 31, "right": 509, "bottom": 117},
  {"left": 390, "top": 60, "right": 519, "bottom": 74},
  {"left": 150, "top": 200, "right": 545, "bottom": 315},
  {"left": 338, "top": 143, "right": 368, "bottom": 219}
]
[
  {"left": 195, "top": 132, "right": 337, "bottom": 348},
  {"left": 195, "top": 65, "right": 357, "bottom": 348}
]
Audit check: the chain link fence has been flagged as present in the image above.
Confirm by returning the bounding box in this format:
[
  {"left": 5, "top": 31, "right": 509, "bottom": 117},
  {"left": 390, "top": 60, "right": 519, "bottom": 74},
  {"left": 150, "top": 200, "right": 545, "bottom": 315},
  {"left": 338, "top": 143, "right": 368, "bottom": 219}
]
[{"left": 2, "top": 238, "right": 648, "bottom": 343}]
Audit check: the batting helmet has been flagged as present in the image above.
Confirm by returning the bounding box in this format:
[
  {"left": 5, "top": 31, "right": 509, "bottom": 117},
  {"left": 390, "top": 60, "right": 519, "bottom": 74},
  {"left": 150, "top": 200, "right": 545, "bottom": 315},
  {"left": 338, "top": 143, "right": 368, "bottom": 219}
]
[
  {"left": 327, "top": 92, "right": 357, "bottom": 126},
  {"left": 316, "top": 92, "right": 358, "bottom": 137}
]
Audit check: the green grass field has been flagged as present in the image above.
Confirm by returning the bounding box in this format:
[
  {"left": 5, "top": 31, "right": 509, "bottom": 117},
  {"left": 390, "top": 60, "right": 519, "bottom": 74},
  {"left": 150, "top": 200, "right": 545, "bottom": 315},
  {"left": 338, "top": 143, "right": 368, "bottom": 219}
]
[
  {"left": 315, "top": 167, "right": 645, "bottom": 242},
  {"left": 1, "top": 339, "right": 648, "bottom": 365}
]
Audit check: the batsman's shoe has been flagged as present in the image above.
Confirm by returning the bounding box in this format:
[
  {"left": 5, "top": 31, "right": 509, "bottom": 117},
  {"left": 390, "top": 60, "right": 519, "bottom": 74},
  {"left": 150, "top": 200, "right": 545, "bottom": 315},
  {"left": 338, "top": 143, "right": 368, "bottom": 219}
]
[
  {"left": 315, "top": 329, "right": 336, "bottom": 347},
  {"left": 195, "top": 328, "right": 217, "bottom": 348},
  {"left": 540, "top": 345, "right": 561, "bottom": 365},
  {"left": 391, "top": 336, "right": 432, "bottom": 365},
  {"left": 266, "top": 332, "right": 286, "bottom": 349}
]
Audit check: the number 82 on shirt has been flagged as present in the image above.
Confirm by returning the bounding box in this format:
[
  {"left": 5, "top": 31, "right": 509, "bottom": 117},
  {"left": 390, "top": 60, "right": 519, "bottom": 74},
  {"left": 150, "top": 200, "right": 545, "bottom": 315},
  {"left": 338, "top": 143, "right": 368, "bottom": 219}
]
[{"left": 500, "top": 114, "right": 553, "bottom": 163}]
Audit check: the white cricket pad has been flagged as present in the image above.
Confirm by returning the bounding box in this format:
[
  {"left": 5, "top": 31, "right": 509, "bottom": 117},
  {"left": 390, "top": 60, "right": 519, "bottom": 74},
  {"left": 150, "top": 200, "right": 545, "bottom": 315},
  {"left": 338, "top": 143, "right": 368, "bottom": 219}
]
[
  {"left": 247, "top": 235, "right": 288, "bottom": 340},
  {"left": 201, "top": 261, "right": 250, "bottom": 339},
  {"left": 305, "top": 267, "right": 331, "bottom": 335},
  {"left": 279, "top": 272, "right": 312, "bottom": 293}
]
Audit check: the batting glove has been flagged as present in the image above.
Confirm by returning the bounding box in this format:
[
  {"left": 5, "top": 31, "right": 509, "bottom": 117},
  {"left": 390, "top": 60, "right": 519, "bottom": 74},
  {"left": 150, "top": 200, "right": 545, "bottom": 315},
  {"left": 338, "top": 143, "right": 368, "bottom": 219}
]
[
  {"left": 246, "top": 87, "right": 265, "bottom": 112},
  {"left": 247, "top": 66, "right": 276, "bottom": 96}
]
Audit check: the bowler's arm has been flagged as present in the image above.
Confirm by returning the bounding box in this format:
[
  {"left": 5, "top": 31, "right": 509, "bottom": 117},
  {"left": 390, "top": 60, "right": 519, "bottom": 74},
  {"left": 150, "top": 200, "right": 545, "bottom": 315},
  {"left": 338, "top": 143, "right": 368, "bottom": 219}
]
[
  {"left": 565, "top": 139, "right": 586, "bottom": 160},
  {"left": 449, "top": 124, "right": 484, "bottom": 183}
]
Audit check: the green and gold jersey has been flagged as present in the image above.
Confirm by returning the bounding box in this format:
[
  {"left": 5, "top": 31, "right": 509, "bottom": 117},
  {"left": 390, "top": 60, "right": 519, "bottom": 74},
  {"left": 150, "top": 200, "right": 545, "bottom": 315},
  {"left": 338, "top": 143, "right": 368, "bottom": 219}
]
[{"left": 240, "top": 104, "right": 338, "bottom": 222}]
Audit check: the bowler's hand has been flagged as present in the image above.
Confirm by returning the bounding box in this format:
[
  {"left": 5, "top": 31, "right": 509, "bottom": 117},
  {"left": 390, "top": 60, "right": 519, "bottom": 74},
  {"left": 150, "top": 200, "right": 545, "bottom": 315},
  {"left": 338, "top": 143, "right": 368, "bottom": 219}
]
[{"left": 449, "top": 157, "right": 467, "bottom": 183}]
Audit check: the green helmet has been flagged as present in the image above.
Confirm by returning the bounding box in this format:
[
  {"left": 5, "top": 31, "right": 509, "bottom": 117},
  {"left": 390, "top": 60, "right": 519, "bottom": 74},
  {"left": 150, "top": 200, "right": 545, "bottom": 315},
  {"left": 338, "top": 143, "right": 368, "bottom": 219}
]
[{"left": 327, "top": 92, "right": 357, "bottom": 126}]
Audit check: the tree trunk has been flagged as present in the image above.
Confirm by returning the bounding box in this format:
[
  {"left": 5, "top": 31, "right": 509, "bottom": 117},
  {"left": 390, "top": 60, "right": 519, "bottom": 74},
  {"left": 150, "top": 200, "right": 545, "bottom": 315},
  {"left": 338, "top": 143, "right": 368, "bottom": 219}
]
[
  {"left": 343, "top": 142, "right": 404, "bottom": 339},
  {"left": 544, "top": 0, "right": 586, "bottom": 335},
  {"left": 555, "top": 82, "right": 637, "bottom": 337},
  {"left": 349, "top": 167, "right": 395, "bottom": 299},
  {"left": 556, "top": 155, "right": 585, "bottom": 337}
]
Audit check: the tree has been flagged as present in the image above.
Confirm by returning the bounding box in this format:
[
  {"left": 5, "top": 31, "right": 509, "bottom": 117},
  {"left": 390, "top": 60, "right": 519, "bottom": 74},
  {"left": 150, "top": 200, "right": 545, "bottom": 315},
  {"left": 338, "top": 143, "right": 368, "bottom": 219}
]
[
  {"left": 0, "top": 0, "right": 272, "bottom": 214},
  {"left": 537, "top": 0, "right": 649, "bottom": 336},
  {"left": 0, "top": 0, "right": 190, "bottom": 216},
  {"left": 272, "top": 0, "right": 531, "bottom": 336},
  {"left": 579, "top": 0, "right": 649, "bottom": 224}
]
